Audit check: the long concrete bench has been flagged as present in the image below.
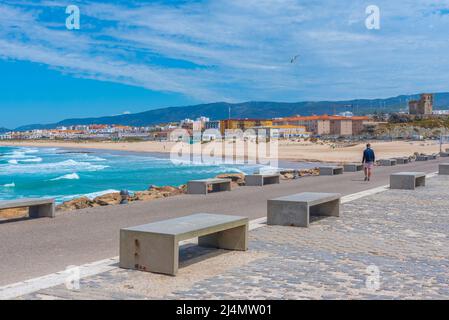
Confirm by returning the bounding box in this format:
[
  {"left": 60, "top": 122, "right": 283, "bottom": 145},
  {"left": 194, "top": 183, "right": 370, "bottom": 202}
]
[
  {"left": 395, "top": 157, "right": 410, "bottom": 164},
  {"left": 267, "top": 192, "right": 341, "bottom": 228},
  {"left": 245, "top": 174, "right": 281, "bottom": 186},
  {"left": 379, "top": 159, "right": 397, "bottom": 166},
  {"left": 119, "top": 213, "right": 248, "bottom": 275},
  {"left": 428, "top": 154, "right": 438, "bottom": 160},
  {"left": 343, "top": 163, "right": 363, "bottom": 172},
  {"left": 0, "top": 198, "right": 55, "bottom": 219},
  {"left": 187, "top": 178, "right": 232, "bottom": 195},
  {"left": 390, "top": 172, "right": 426, "bottom": 190},
  {"left": 439, "top": 163, "right": 449, "bottom": 175},
  {"left": 440, "top": 152, "right": 449, "bottom": 157},
  {"left": 319, "top": 166, "right": 343, "bottom": 176}
]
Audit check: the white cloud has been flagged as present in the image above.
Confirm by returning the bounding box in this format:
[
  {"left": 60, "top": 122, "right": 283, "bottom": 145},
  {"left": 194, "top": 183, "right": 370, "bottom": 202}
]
[{"left": 1, "top": 0, "right": 449, "bottom": 102}]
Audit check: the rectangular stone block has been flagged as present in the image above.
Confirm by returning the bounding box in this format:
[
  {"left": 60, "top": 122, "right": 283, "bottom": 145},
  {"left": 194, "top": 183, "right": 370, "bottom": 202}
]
[
  {"left": 120, "top": 213, "right": 248, "bottom": 275},
  {"left": 0, "top": 198, "right": 55, "bottom": 218},
  {"left": 245, "top": 174, "right": 280, "bottom": 186},
  {"left": 343, "top": 163, "right": 363, "bottom": 172},
  {"left": 267, "top": 192, "right": 341, "bottom": 228},
  {"left": 439, "top": 163, "right": 449, "bottom": 175},
  {"left": 395, "top": 157, "right": 410, "bottom": 164},
  {"left": 379, "top": 159, "right": 397, "bottom": 166},
  {"left": 187, "top": 178, "right": 232, "bottom": 195},
  {"left": 440, "top": 152, "right": 449, "bottom": 157},
  {"left": 319, "top": 166, "right": 344, "bottom": 176},
  {"left": 416, "top": 155, "right": 429, "bottom": 161},
  {"left": 390, "top": 172, "right": 426, "bottom": 190}
]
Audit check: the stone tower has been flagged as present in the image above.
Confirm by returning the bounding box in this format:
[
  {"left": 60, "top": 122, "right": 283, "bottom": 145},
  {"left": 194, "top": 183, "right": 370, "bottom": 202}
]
[{"left": 409, "top": 93, "right": 433, "bottom": 115}]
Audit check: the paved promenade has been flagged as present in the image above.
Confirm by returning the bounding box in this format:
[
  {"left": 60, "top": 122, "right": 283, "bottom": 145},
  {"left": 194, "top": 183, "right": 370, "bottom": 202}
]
[
  {"left": 0, "top": 158, "right": 445, "bottom": 286},
  {"left": 15, "top": 174, "right": 449, "bottom": 300}
]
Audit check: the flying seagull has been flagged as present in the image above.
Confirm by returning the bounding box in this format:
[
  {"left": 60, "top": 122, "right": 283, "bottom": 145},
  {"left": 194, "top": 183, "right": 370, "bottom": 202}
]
[{"left": 290, "top": 54, "right": 300, "bottom": 63}]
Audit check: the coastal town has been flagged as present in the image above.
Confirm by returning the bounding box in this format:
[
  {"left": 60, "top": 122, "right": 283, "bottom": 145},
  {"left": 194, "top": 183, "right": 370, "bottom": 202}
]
[{"left": 1, "top": 94, "right": 447, "bottom": 143}]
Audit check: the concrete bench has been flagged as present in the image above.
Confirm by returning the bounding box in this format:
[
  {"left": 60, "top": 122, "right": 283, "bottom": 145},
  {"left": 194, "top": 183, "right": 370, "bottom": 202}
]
[
  {"left": 379, "top": 159, "right": 397, "bottom": 166},
  {"left": 439, "top": 163, "right": 449, "bottom": 175},
  {"left": 428, "top": 154, "right": 438, "bottom": 160},
  {"left": 119, "top": 213, "right": 248, "bottom": 275},
  {"left": 343, "top": 163, "right": 363, "bottom": 172},
  {"left": 187, "top": 178, "right": 232, "bottom": 195},
  {"left": 395, "top": 157, "right": 410, "bottom": 164},
  {"left": 416, "top": 155, "right": 429, "bottom": 161},
  {"left": 390, "top": 172, "right": 426, "bottom": 190},
  {"left": 245, "top": 174, "right": 281, "bottom": 186},
  {"left": 0, "top": 198, "right": 55, "bottom": 219},
  {"left": 319, "top": 166, "right": 344, "bottom": 176},
  {"left": 267, "top": 192, "right": 341, "bottom": 228},
  {"left": 440, "top": 152, "right": 449, "bottom": 157}
]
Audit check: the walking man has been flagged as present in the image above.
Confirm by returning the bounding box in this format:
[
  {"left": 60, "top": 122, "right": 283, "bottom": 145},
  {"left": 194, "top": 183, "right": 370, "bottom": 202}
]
[{"left": 362, "top": 143, "right": 375, "bottom": 181}]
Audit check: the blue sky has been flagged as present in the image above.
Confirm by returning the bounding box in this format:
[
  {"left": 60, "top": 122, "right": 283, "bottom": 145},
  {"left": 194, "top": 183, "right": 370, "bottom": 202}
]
[{"left": 1, "top": 0, "right": 449, "bottom": 128}]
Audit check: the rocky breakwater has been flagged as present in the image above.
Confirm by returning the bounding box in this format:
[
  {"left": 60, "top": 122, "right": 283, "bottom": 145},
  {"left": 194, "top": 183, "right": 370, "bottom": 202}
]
[
  {"left": 215, "top": 173, "right": 246, "bottom": 189},
  {"left": 55, "top": 168, "right": 320, "bottom": 213},
  {"left": 279, "top": 168, "right": 320, "bottom": 180},
  {"left": 56, "top": 185, "right": 186, "bottom": 212}
]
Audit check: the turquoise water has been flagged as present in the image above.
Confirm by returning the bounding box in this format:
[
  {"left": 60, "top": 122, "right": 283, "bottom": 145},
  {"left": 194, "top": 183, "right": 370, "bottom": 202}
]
[{"left": 0, "top": 146, "right": 267, "bottom": 203}]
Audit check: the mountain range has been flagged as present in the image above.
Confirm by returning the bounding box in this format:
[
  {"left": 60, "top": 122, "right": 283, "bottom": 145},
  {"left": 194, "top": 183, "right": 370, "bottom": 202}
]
[
  {"left": 14, "top": 92, "right": 449, "bottom": 131},
  {"left": 0, "top": 127, "right": 11, "bottom": 133}
]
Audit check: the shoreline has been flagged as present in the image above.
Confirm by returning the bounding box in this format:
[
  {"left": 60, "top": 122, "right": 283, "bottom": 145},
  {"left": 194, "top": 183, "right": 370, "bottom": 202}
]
[{"left": 2, "top": 139, "right": 447, "bottom": 163}]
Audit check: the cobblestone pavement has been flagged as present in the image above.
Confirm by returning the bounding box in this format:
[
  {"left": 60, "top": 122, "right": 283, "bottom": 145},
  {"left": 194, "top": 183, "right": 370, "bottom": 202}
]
[{"left": 19, "top": 176, "right": 449, "bottom": 300}]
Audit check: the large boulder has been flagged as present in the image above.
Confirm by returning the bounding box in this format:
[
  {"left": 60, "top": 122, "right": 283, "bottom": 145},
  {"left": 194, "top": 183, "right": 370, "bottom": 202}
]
[
  {"left": 131, "top": 191, "right": 163, "bottom": 202},
  {"left": 281, "top": 172, "right": 296, "bottom": 180},
  {"left": 93, "top": 193, "right": 122, "bottom": 206},
  {"left": 57, "top": 197, "right": 93, "bottom": 211},
  {"left": 299, "top": 168, "right": 319, "bottom": 176},
  {"left": 148, "top": 185, "right": 184, "bottom": 197},
  {"left": 215, "top": 173, "right": 246, "bottom": 186}
]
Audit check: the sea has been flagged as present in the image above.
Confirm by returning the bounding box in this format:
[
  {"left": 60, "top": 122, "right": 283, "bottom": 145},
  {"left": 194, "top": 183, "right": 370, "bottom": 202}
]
[{"left": 0, "top": 146, "right": 315, "bottom": 204}]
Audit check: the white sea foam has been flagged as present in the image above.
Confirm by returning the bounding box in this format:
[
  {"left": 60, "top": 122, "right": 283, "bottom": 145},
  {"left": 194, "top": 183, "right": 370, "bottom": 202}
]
[
  {"left": 8, "top": 159, "right": 18, "bottom": 165},
  {"left": 0, "top": 159, "right": 109, "bottom": 175},
  {"left": 2, "top": 182, "right": 15, "bottom": 188},
  {"left": 18, "top": 157, "right": 43, "bottom": 163},
  {"left": 58, "top": 189, "right": 120, "bottom": 203},
  {"left": 50, "top": 173, "right": 80, "bottom": 181},
  {"left": 4, "top": 152, "right": 27, "bottom": 159},
  {"left": 84, "top": 189, "right": 120, "bottom": 200},
  {"left": 85, "top": 155, "right": 107, "bottom": 162},
  {"left": 22, "top": 148, "right": 39, "bottom": 154}
]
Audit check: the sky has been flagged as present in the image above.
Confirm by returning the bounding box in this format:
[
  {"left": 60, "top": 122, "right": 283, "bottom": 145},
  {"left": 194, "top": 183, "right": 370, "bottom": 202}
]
[{"left": 1, "top": 0, "right": 449, "bottom": 128}]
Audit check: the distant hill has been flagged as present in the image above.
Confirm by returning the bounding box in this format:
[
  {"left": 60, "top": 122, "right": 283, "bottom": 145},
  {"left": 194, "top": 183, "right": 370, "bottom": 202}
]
[
  {"left": 0, "top": 127, "right": 11, "bottom": 133},
  {"left": 14, "top": 92, "right": 449, "bottom": 131}
]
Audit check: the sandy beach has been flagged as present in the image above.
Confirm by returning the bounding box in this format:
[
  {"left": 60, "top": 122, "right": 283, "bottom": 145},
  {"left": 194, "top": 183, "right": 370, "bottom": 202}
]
[{"left": 1, "top": 140, "right": 447, "bottom": 163}]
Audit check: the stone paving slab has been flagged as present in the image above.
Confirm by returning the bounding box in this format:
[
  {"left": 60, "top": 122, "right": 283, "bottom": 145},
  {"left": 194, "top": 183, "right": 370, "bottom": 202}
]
[{"left": 18, "top": 176, "right": 449, "bottom": 300}]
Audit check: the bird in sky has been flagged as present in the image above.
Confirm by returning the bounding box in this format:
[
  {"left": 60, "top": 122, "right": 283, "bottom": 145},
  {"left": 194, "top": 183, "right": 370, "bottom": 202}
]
[{"left": 290, "top": 54, "right": 300, "bottom": 63}]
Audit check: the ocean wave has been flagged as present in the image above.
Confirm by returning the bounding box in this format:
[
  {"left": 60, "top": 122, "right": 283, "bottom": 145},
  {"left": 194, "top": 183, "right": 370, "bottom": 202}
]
[
  {"left": 22, "top": 148, "right": 39, "bottom": 154},
  {"left": 50, "top": 173, "right": 80, "bottom": 181},
  {"left": 84, "top": 155, "right": 107, "bottom": 162},
  {"left": 2, "top": 182, "right": 15, "bottom": 188},
  {"left": 4, "top": 151, "right": 27, "bottom": 159},
  {"left": 0, "top": 159, "right": 109, "bottom": 175},
  {"left": 8, "top": 159, "right": 18, "bottom": 165},
  {"left": 58, "top": 189, "right": 120, "bottom": 203},
  {"left": 18, "top": 157, "right": 43, "bottom": 163}
]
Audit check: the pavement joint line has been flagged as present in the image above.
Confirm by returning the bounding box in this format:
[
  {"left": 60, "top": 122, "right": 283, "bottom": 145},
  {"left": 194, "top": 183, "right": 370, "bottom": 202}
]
[{"left": 0, "top": 172, "right": 439, "bottom": 300}]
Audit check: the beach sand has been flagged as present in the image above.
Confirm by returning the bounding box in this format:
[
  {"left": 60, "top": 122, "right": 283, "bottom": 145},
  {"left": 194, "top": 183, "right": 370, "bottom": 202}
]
[{"left": 1, "top": 140, "right": 446, "bottom": 163}]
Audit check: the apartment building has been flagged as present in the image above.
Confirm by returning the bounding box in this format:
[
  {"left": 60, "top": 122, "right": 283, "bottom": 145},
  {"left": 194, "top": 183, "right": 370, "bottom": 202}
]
[
  {"left": 219, "top": 119, "right": 273, "bottom": 135},
  {"left": 273, "top": 115, "right": 370, "bottom": 136}
]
